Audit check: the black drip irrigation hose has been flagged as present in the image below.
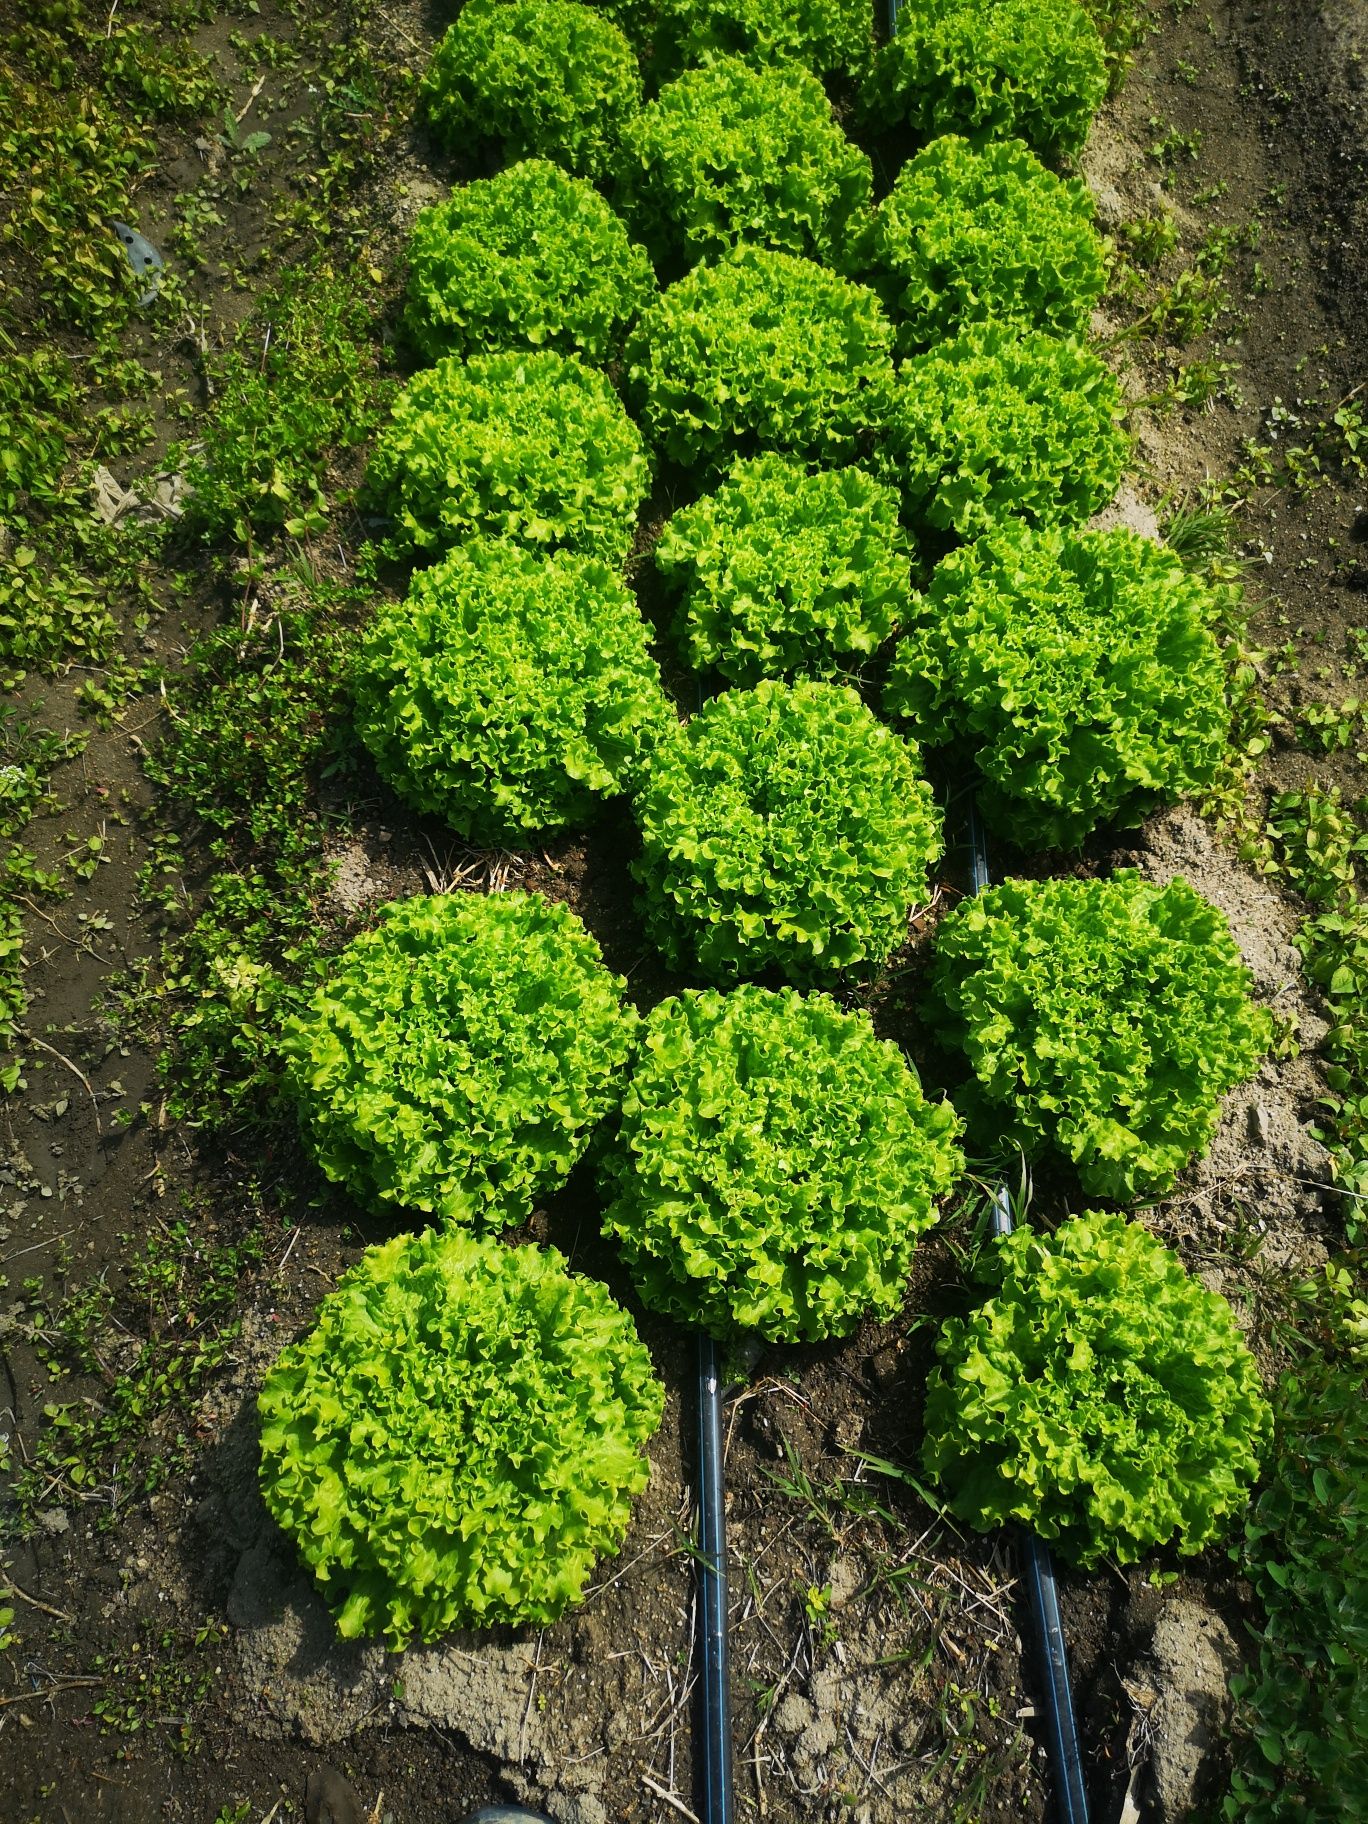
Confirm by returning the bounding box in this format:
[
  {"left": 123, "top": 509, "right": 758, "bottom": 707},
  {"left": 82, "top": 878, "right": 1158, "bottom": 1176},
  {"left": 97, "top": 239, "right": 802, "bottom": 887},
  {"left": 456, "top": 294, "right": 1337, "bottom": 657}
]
[
  {"left": 687, "top": 648, "right": 735, "bottom": 1823},
  {"left": 965, "top": 802, "right": 1091, "bottom": 1824},
  {"left": 695, "top": 1331, "right": 735, "bottom": 1824}
]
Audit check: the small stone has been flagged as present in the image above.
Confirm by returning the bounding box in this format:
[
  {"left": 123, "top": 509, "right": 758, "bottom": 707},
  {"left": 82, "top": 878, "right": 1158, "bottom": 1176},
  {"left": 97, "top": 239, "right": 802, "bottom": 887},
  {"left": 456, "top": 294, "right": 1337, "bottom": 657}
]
[
  {"left": 1247, "top": 1103, "right": 1272, "bottom": 1145},
  {"left": 1091, "top": 182, "right": 1126, "bottom": 227},
  {"left": 464, "top": 1810, "right": 558, "bottom": 1823}
]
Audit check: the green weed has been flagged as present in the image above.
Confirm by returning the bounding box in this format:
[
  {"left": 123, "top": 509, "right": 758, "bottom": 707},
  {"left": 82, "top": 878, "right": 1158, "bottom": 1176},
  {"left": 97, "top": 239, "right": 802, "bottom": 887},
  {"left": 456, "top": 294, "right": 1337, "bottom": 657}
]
[
  {"left": 149, "top": 583, "right": 364, "bottom": 853},
  {"left": 2, "top": 1218, "right": 265, "bottom": 1537},
  {"left": 1162, "top": 498, "right": 1245, "bottom": 572},
  {"left": 0, "top": 544, "right": 120, "bottom": 672},
  {"left": 147, "top": 863, "right": 329, "bottom": 1127},
  {"left": 1147, "top": 116, "right": 1203, "bottom": 167},
  {"left": 1115, "top": 211, "right": 1179, "bottom": 269},
  {"left": 178, "top": 265, "right": 388, "bottom": 545},
  {"left": 90, "top": 1620, "right": 230, "bottom": 1753},
  {"left": 1296, "top": 699, "right": 1365, "bottom": 755},
  {"left": 1081, "top": 0, "right": 1157, "bottom": 86},
  {"left": 1226, "top": 1287, "right": 1368, "bottom": 1823},
  {"left": 1262, "top": 788, "right": 1368, "bottom": 1240},
  {"left": 101, "top": 24, "right": 223, "bottom": 120},
  {"left": 0, "top": 70, "right": 149, "bottom": 333}
]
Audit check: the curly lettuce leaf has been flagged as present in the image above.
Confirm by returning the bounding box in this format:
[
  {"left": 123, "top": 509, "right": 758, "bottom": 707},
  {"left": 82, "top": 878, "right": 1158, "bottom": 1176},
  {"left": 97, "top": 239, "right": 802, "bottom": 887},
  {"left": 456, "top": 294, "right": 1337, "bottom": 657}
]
[
  {"left": 626, "top": 246, "right": 895, "bottom": 472},
  {"left": 926, "top": 871, "right": 1272, "bottom": 1200},
  {"left": 365, "top": 347, "right": 650, "bottom": 564},
  {"left": 873, "top": 134, "right": 1106, "bottom": 351},
  {"left": 259, "top": 1230, "right": 664, "bottom": 1646},
  {"left": 655, "top": 453, "right": 913, "bottom": 685},
  {"left": 601, "top": 985, "right": 963, "bottom": 1340},
  {"left": 878, "top": 321, "right": 1127, "bottom": 537},
  {"left": 923, "top": 1211, "right": 1272, "bottom": 1565},
  {"left": 885, "top": 522, "right": 1227, "bottom": 847},
  {"left": 403, "top": 159, "right": 654, "bottom": 365},
  {"left": 282, "top": 892, "right": 637, "bottom": 1227},
  {"left": 861, "top": 0, "right": 1107, "bottom": 156},
  {"left": 620, "top": 56, "right": 873, "bottom": 272},
  {"left": 354, "top": 537, "right": 674, "bottom": 844},
  {"left": 633, "top": 678, "right": 942, "bottom": 981},
  {"left": 421, "top": 0, "right": 641, "bottom": 181}
]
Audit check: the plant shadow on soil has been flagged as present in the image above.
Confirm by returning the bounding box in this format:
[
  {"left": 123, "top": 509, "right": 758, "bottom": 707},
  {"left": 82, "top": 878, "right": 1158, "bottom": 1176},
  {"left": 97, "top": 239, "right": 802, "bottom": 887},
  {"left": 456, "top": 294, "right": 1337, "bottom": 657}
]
[{"left": 3, "top": 1, "right": 1368, "bottom": 1822}]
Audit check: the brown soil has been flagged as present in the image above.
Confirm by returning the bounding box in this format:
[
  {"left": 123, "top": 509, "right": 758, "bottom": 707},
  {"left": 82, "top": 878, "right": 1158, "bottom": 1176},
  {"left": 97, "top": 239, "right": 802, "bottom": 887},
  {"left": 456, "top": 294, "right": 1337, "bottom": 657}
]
[{"left": 2, "top": 4, "right": 1366, "bottom": 1823}]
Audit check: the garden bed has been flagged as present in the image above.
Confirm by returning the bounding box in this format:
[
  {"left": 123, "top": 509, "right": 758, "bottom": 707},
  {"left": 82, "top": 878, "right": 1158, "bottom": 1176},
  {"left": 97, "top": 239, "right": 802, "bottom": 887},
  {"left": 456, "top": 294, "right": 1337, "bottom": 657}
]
[{"left": 1, "top": 3, "right": 1365, "bottom": 1822}]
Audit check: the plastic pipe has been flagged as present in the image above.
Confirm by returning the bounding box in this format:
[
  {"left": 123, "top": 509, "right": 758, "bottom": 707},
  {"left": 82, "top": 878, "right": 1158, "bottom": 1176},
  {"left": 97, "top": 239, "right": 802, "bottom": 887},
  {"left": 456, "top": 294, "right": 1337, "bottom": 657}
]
[
  {"left": 964, "top": 808, "right": 1091, "bottom": 1824},
  {"left": 696, "top": 1330, "right": 735, "bottom": 1824}
]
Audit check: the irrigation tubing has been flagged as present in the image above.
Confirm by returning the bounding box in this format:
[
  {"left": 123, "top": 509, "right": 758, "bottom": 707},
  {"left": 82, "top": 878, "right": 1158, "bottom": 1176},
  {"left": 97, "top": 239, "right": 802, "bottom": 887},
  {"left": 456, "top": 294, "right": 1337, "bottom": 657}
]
[
  {"left": 965, "top": 803, "right": 1091, "bottom": 1824},
  {"left": 695, "top": 1330, "right": 735, "bottom": 1824}
]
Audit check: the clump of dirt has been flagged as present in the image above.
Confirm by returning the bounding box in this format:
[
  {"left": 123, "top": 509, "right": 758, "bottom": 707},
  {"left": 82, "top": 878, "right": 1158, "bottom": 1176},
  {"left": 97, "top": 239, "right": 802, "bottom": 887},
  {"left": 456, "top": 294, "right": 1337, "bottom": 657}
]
[
  {"left": 1121, "top": 805, "right": 1335, "bottom": 1237},
  {"left": 1123, "top": 1597, "right": 1243, "bottom": 1824}
]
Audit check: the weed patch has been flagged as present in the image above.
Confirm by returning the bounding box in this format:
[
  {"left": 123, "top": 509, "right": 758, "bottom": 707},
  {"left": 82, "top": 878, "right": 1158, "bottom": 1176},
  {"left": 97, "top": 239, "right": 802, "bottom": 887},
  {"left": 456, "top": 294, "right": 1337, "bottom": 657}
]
[
  {"left": 180, "top": 267, "right": 388, "bottom": 546},
  {"left": 1226, "top": 1273, "right": 1368, "bottom": 1823},
  {"left": 2, "top": 1218, "right": 264, "bottom": 1539}
]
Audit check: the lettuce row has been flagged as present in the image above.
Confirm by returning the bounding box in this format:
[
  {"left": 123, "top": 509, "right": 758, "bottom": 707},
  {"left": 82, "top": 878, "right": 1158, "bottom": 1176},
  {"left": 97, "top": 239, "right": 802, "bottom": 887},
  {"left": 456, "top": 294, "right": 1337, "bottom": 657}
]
[
  {"left": 601, "top": 986, "right": 963, "bottom": 1341},
  {"left": 619, "top": 56, "right": 873, "bottom": 273},
  {"left": 282, "top": 892, "right": 637, "bottom": 1227},
  {"left": 626, "top": 246, "right": 895, "bottom": 472},
  {"left": 861, "top": 0, "right": 1108, "bottom": 156},
  {"left": 258, "top": 1229, "right": 664, "bottom": 1646},
  {"left": 873, "top": 134, "right": 1107, "bottom": 351},
  {"left": 403, "top": 160, "right": 655, "bottom": 366},
  {"left": 421, "top": 0, "right": 641, "bottom": 181},
  {"left": 879, "top": 321, "right": 1127, "bottom": 536},
  {"left": 885, "top": 522, "right": 1227, "bottom": 848},
  {"left": 353, "top": 538, "right": 674, "bottom": 845},
  {"left": 365, "top": 348, "right": 649, "bottom": 564},
  {"left": 926, "top": 872, "right": 1272, "bottom": 1201},
  {"left": 650, "top": 0, "right": 874, "bottom": 82},
  {"left": 923, "top": 1211, "right": 1272, "bottom": 1566},
  {"left": 633, "top": 678, "right": 942, "bottom": 981},
  {"left": 655, "top": 454, "right": 914, "bottom": 685}
]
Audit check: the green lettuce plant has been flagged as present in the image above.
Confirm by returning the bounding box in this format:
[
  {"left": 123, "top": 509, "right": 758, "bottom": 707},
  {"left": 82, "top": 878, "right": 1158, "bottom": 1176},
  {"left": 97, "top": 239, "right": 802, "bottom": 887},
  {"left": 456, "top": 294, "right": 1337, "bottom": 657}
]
[
  {"left": 925, "top": 872, "right": 1272, "bottom": 1201},
  {"left": 258, "top": 1229, "right": 664, "bottom": 1646},
  {"left": 633, "top": 678, "right": 942, "bottom": 980},
  {"left": 618, "top": 56, "right": 873, "bottom": 272},
  {"left": 402, "top": 160, "right": 655, "bottom": 365},
  {"left": 282, "top": 892, "right": 637, "bottom": 1227},
  {"left": 626, "top": 246, "right": 895, "bottom": 471},
  {"left": 600, "top": 985, "right": 963, "bottom": 1340},
  {"left": 364, "top": 349, "right": 649, "bottom": 564},
  {"left": 884, "top": 522, "right": 1227, "bottom": 848},
  {"left": 922, "top": 1210, "right": 1272, "bottom": 1566},
  {"left": 879, "top": 322, "right": 1127, "bottom": 537},
  {"left": 655, "top": 454, "right": 914, "bottom": 684},
  {"left": 420, "top": 0, "right": 641, "bottom": 181},
  {"left": 650, "top": 0, "right": 873, "bottom": 80},
  {"left": 353, "top": 538, "right": 673, "bottom": 844},
  {"left": 861, "top": 0, "right": 1108, "bottom": 156},
  {"left": 873, "top": 135, "right": 1107, "bottom": 351}
]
